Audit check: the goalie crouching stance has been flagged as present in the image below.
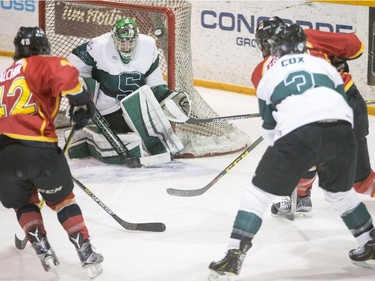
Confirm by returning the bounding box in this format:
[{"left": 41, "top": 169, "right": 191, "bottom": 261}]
[{"left": 66, "top": 17, "right": 190, "bottom": 166}]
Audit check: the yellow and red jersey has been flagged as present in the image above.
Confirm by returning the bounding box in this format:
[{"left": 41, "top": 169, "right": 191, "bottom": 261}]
[
  {"left": 305, "top": 29, "right": 364, "bottom": 61},
  {"left": 305, "top": 29, "right": 364, "bottom": 92},
  {"left": 0, "top": 56, "right": 85, "bottom": 146}
]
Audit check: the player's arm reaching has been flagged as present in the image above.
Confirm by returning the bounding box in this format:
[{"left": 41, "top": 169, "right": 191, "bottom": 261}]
[{"left": 305, "top": 29, "right": 364, "bottom": 60}]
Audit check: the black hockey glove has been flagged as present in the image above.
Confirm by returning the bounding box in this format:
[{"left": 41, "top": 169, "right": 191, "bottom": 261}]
[
  {"left": 330, "top": 56, "right": 349, "bottom": 73},
  {"left": 69, "top": 101, "right": 95, "bottom": 130}
]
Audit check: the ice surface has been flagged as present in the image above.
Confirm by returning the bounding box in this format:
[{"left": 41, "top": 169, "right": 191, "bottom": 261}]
[{"left": 1, "top": 56, "right": 375, "bottom": 281}]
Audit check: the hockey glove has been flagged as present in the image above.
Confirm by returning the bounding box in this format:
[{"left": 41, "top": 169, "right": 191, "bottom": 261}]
[
  {"left": 330, "top": 56, "right": 349, "bottom": 73},
  {"left": 69, "top": 101, "right": 95, "bottom": 130},
  {"left": 161, "top": 91, "right": 192, "bottom": 122}
]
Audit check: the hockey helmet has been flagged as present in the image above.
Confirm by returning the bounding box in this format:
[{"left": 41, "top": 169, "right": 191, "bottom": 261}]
[
  {"left": 13, "top": 26, "right": 51, "bottom": 60},
  {"left": 111, "top": 17, "right": 139, "bottom": 64},
  {"left": 268, "top": 24, "right": 307, "bottom": 58},
  {"left": 255, "top": 16, "right": 286, "bottom": 58}
]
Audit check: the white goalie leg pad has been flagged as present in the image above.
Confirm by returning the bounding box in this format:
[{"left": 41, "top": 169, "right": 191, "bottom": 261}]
[
  {"left": 121, "top": 85, "right": 184, "bottom": 155},
  {"left": 66, "top": 125, "right": 144, "bottom": 157},
  {"left": 66, "top": 126, "right": 172, "bottom": 166}
]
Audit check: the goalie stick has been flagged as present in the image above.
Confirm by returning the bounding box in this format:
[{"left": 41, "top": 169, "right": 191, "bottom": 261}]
[
  {"left": 92, "top": 108, "right": 142, "bottom": 168},
  {"left": 92, "top": 108, "right": 171, "bottom": 167},
  {"left": 164, "top": 98, "right": 374, "bottom": 125},
  {"left": 164, "top": 99, "right": 260, "bottom": 124},
  {"left": 166, "top": 136, "right": 263, "bottom": 197}
]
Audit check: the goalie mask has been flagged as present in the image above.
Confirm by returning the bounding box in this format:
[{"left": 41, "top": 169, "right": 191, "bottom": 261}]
[
  {"left": 269, "top": 24, "right": 307, "bottom": 58},
  {"left": 13, "top": 26, "right": 51, "bottom": 60},
  {"left": 111, "top": 17, "right": 139, "bottom": 64},
  {"left": 255, "top": 16, "right": 285, "bottom": 58}
]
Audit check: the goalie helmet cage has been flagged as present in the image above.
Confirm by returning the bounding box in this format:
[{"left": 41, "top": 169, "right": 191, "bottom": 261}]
[{"left": 39, "top": 0, "right": 251, "bottom": 157}]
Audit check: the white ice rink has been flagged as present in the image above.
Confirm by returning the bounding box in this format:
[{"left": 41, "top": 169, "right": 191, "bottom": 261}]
[{"left": 0, "top": 56, "right": 375, "bottom": 281}]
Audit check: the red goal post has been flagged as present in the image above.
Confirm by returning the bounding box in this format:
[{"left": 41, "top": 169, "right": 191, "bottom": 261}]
[{"left": 39, "top": 0, "right": 251, "bottom": 157}]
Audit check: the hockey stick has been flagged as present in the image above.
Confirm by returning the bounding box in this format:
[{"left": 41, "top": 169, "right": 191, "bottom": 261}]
[
  {"left": 166, "top": 95, "right": 374, "bottom": 124},
  {"left": 166, "top": 136, "right": 263, "bottom": 197},
  {"left": 164, "top": 99, "right": 260, "bottom": 124},
  {"left": 71, "top": 175, "right": 166, "bottom": 232},
  {"left": 91, "top": 109, "right": 142, "bottom": 168},
  {"left": 65, "top": 126, "right": 166, "bottom": 232}
]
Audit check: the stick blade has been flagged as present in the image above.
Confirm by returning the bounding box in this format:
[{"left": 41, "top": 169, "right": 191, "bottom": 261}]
[
  {"left": 113, "top": 215, "right": 166, "bottom": 232},
  {"left": 166, "top": 187, "right": 207, "bottom": 197},
  {"left": 120, "top": 221, "right": 166, "bottom": 232},
  {"left": 15, "top": 234, "right": 28, "bottom": 250}
]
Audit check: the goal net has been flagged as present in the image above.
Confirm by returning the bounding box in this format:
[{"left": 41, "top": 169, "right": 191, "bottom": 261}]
[{"left": 40, "top": 0, "right": 251, "bottom": 157}]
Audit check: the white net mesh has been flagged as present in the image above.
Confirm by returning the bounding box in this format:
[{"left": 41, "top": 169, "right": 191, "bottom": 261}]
[{"left": 41, "top": 0, "right": 251, "bottom": 157}]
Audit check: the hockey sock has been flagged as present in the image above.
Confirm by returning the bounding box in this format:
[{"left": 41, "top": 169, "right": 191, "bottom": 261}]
[
  {"left": 297, "top": 167, "right": 317, "bottom": 197},
  {"left": 57, "top": 203, "right": 89, "bottom": 240},
  {"left": 341, "top": 202, "right": 374, "bottom": 246},
  {"left": 16, "top": 204, "right": 46, "bottom": 239},
  {"left": 230, "top": 210, "right": 262, "bottom": 241}
]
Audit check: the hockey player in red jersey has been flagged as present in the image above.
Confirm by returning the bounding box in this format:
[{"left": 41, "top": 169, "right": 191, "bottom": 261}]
[
  {"left": 208, "top": 23, "right": 375, "bottom": 281},
  {"left": 0, "top": 27, "right": 103, "bottom": 278},
  {"left": 251, "top": 17, "right": 374, "bottom": 220}
]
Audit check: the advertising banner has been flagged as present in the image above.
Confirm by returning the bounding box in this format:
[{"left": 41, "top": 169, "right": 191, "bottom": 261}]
[{"left": 0, "top": 0, "right": 38, "bottom": 52}]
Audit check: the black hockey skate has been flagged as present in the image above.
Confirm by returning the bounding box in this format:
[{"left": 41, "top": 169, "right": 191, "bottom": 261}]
[
  {"left": 27, "top": 227, "right": 60, "bottom": 273},
  {"left": 208, "top": 240, "right": 252, "bottom": 281},
  {"left": 349, "top": 228, "right": 375, "bottom": 269},
  {"left": 69, "top": 232, "right": 104, "bottom": 279}
]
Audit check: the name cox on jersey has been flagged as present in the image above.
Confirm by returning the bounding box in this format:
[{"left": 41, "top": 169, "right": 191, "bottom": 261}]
[{"left": 281, "top": 56, "right": 305, "bottom": 67}]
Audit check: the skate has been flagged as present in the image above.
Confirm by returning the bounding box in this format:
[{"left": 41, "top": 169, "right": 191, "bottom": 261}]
[
  {"left": 208, "top": 240, "right": 252, "bottom": 281},
  {"left": 27, "top": 227, "right": 60, "bottom": 274},
  {"left": 271, "top": 195, "right": 312, "bottom": 220},
  {"left": 69, "top": 232, "right": 104, "bottom": 279},
  {"left": 349, "top": 229, "right": 375, "bottom": 269}
]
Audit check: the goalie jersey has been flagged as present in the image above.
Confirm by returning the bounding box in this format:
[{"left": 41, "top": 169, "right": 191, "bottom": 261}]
[
  {"left": 256, "top": 53, "right": 353, "bottom": 146},
  {"left": 67, "top": 32, "right": 167, "bottom": 115}
]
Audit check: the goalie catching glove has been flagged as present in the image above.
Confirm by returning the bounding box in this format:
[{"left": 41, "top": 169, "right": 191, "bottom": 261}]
[{"left": 161, "top": 90, "right": 192, "bottom": 123}]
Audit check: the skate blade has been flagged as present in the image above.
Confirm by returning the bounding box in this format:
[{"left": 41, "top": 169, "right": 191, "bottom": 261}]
[
  {"left": 271, "top": 211, "right": 312, "bottom": 220},
  {"left": 352, "top": 260, "right": 375, "bottom": 269},
  {"left": 208, "top": 270, "right": 237, "bottom": 281},
  {"left": 295, "top": 211, "right": 313, "bottom": 218},
  {"left": 87, "top": 263, "right": 103, "bottom": 279},
  {"left": 45, "top": 257, "right": 60, "bottom": 277}
]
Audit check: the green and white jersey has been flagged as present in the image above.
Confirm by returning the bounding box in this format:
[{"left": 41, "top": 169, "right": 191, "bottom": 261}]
[
  {"left": 68, "top": 33, "right": 166, "bottom": 115},
  {"left": 257, "top": 53, "right": 353, "bottom": 145}
]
